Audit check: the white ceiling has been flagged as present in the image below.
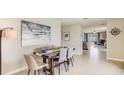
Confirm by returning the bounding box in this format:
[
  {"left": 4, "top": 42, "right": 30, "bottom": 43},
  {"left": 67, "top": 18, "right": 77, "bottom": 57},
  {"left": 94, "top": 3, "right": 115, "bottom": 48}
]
[{"left": 60, "top": 18, "right": 108, "bottom": 27}]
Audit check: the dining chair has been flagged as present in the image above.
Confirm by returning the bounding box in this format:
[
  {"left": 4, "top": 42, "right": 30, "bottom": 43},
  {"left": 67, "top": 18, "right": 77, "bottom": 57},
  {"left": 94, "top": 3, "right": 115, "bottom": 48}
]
[
  {"left": 54, "top": 48, "right": 68, "bottom": 75},
  {"left": 67, "top": 47, "right": 74, "bottom": 70},
  {"left": 24, "top": 54, "right": 48, "bottom": 75}
]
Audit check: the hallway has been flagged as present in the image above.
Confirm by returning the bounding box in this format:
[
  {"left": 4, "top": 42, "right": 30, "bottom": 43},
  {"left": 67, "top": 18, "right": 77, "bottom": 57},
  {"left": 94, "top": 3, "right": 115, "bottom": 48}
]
[{"left": 62, "top": 45, "right": 124, "bottom": 75}]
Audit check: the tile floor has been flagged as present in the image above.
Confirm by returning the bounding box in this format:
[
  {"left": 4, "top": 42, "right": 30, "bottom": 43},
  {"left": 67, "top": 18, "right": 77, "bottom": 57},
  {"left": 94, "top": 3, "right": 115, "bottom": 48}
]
[{"left": 15, "top": 45, "right": 124, "bottom": 75}]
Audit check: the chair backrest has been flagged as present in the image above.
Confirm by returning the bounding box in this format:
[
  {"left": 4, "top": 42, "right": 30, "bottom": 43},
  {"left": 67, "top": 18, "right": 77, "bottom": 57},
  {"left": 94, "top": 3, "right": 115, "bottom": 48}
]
[
  {"left": 24, "top": 54, "right": 38, "bottom": 70},
  {"left": 67, "top": 47, "right": 74, "bottom": 59},
  {"left": 59, "top": 48, "right": 68, "bottom": 63}
]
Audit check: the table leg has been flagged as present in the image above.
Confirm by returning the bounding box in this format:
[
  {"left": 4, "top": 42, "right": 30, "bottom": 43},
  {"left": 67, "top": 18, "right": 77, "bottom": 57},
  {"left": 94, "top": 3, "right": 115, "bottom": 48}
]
[
  {"left": 43, "top": 57, "right": 47, "bottom": 72},
  {"left": 67, "top": 59, "right": 70, "bottom": 71},
  {"left": 49, "top": 58, "right": 54, "bottom": 75},
  {"left": 42, "top": 55, "right": 55, "bottom": 75}
]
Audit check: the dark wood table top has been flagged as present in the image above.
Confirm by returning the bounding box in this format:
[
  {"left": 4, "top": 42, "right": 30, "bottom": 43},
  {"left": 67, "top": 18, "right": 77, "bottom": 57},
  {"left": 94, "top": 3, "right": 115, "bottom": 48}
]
[{"left": 42, "top": 50, "right": 60, "bottom": 58}]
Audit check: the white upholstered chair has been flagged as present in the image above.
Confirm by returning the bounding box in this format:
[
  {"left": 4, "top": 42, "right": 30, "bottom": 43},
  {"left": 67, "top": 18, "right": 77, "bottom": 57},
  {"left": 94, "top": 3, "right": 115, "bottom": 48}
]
[
  {"left": 54, "top": 48, "right": 68, "bottom": 75},
  {"left": 24, "top": 54, "right": 48, "bottom": 75},
  {"left": 67, "top": 47, "right": 74, "bottom": 69}
]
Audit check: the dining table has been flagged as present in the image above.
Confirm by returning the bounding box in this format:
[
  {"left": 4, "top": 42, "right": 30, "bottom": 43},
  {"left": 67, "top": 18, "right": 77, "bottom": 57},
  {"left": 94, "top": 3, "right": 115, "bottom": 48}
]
[
  {"left": 34, "top": 48, "right": 60, "bottom": 75},
  {"left": 42, "top": 49, "right": 60, "bottom": 75}
]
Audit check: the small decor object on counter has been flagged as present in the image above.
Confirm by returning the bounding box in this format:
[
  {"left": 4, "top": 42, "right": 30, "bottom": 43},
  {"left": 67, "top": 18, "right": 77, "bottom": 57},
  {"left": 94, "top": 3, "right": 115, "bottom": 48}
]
[
  {"left": 110, "top": 27, "right": 121, "bottom": 36},
  {"left": 64, "top": 32, "right": 70, "bottom": 41}
]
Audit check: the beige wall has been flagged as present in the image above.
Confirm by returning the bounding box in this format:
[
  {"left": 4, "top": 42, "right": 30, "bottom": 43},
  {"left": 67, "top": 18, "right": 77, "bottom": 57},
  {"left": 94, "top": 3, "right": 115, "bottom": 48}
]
[
  {"left": 1, "top": 18, "right": 61, "bottom": 74},
  {"left": 61, "top": 24, "right": 83, "bottom": 55},
  {"left": 107, "top": 19, "right": 124, "bottom": 61}
]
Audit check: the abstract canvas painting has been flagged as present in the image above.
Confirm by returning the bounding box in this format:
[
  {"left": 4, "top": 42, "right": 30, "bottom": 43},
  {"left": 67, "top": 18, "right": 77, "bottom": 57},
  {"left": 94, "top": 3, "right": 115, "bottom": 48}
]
[{"left": 21, "top": 20, "right": 51, "bottom": 46}]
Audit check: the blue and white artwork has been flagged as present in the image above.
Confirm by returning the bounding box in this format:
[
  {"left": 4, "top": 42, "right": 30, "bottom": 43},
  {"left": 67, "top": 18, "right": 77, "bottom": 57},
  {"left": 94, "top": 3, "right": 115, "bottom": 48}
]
[{"left": 21, "top": 20, "right": 51, "bottom": 46}]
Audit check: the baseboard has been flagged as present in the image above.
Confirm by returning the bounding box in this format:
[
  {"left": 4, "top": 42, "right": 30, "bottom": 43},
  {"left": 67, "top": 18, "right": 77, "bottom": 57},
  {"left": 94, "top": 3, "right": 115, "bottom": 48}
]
[
  {"left": 4, "top": 66, "right": 28, "bottom": 75},
  {"left": 107, "top": 57, "right": 124, "bottom": 62}
]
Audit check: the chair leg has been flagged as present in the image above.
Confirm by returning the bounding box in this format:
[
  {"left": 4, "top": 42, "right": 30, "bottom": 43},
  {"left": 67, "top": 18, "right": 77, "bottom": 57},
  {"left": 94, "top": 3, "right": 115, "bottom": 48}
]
[
  {"left": 72, "top": 56, "right": 74, "bottom": 62},
  {"left": 44, "top": 67, "right": 48, "bottom": 75},
  {"left": 58, "top": 65, "right": 60, "bottom": 75},
  {"left": 27, "top": 69, "right": 30, "bottom": 75},
  {"left": 67, "top": 59, "right": 70, "bottom": 71},
  {"left": 38, "top": 70, "right": 40, "bottom": 75},
  {"left": 64, "top": 62, "right": 67, "bottom": 72},
  {"left": 67, "top": 64, "right": 69, "bottom": 71},
  {"left": 34, "top": 70, "right": 36, "bottom": 75},
  {"left": 70, "top": 58, "right": 74, "bottom": 67}
]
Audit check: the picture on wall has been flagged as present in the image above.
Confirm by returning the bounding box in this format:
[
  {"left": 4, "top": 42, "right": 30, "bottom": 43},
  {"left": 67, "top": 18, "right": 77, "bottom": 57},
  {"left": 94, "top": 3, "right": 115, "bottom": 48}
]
[
  {"left": 21, "top": 20, "right": 51, "bottom": 46},
  {"left": 64, "top": 32, "right": 70, "bottom": 41}
]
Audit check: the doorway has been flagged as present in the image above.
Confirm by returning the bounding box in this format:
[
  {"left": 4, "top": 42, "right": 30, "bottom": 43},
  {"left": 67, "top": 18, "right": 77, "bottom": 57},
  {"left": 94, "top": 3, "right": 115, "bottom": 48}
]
[{"left": 83, "top": 31, "right": 107, "bottom": 52}]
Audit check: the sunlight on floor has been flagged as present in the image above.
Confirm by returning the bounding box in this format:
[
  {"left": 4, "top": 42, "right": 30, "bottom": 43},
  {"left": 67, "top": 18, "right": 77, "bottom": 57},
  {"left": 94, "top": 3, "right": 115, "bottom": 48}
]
[{"left": 89, "top": 44, "right": 100, "bottom": 60}]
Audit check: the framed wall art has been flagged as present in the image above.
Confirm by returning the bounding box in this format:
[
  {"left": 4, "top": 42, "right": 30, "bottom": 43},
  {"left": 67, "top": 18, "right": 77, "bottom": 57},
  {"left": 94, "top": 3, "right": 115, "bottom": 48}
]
[
  {"left": 64, "top": 32, "right": 70, "bottom": 41},
  {"left": 21, "top": 20, "right": 51, "bottom": 46},
  {"left": 110, "top": 27, "right": 121, "bottom": 36}
]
